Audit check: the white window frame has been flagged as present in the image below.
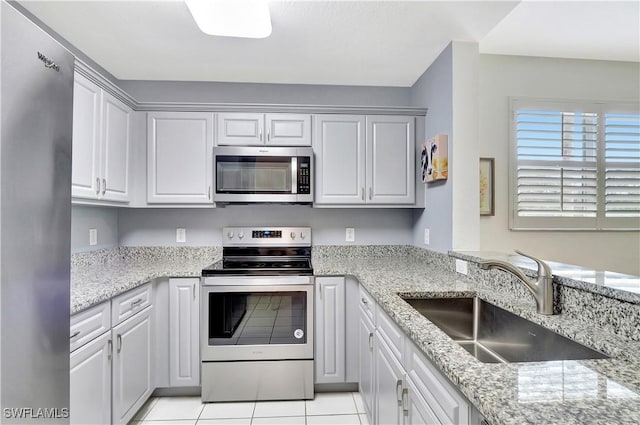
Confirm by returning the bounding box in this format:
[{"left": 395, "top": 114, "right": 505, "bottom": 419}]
[{"left": 509, "top": 97, "right": 640, "bottom": 231}]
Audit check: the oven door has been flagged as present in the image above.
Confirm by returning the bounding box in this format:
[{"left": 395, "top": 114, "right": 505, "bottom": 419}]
[{"left": 201, "top": 277, "right": 314, "bottom": 361}]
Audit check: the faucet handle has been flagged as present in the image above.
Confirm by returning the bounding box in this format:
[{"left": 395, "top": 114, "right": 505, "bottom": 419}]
[{"left": 514, "top": 250, "right": 552, "bottom": 278}]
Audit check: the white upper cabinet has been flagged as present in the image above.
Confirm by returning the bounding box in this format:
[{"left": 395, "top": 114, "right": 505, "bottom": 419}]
[
  {"left": 367, "top": 116, "right": 415, "bottom": 204},
  {"left": 71, "top": 73, "right": 101, "bottom": 199},
  {"left": 72, "top": 71, "right": 131, "bottom": 203},
  {"left": 313, "top": 115, "right": 367, "bottom": 204},
  {"left": 314, "top": 114, "right": 415, "bottom": 205},
  {"left": 147, "top": 112, "right": 214, "bottom": 204},
  {"left": 217, "top": 113, "right": 311, "bottom": 146}
]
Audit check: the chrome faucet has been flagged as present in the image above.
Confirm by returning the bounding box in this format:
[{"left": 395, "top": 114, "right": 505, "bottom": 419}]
[{"left": 478, "top": 250, "right": 555, "bottom": 315}]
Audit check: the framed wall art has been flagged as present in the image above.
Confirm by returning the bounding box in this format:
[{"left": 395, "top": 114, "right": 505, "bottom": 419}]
[
  {"left": 421, "top": 134, "right": 448, "bottom": 183},
  {"left": 479, "top": 157, "right": 495, "bottom": 216}
]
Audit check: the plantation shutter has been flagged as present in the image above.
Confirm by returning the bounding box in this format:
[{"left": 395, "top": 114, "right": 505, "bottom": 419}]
[
  {"left": 514, "top": 109, "right": 598, "bottom": 219},
  {"left": 604, "top": 112, "right": 640, "bottom": 219}
]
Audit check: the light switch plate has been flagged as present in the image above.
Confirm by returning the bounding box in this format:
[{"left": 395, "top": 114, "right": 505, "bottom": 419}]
[
  {"left": 89, "top": 228, "right": 97, "bottom": 246},
  {"left": 455, "top": 259, "right": 468, "bottom": 275},
  {"left": 345, "top": 227, "right": 355, "bottom": 242},
  {"left": 176, "top": 228, "right": 186, "bottom": 243},
  {"left": 424, "top": 228, "right": 430, "bottom": 245}
]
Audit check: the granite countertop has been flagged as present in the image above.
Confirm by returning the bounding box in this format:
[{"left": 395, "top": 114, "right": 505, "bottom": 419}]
[
  {"left": 71, "top": 245, "right": 640, "bottom": 424},
  {"left": 70, "top": 247, "right": 220, "bottom": 314},
  {"left": 312, "top": 247, "right": 640, "bottom": 425}
]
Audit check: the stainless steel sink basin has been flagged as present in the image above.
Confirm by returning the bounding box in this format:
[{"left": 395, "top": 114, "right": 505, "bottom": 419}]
[{"left": 402, "top": 297, "right": 609, "bottom": 363}]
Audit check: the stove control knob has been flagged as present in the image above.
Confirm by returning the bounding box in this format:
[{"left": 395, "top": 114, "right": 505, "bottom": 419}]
[
  {"left": 300, "top": 232, "right": 306, "bottom": 239},
  {"left": 227, "top": 231, "right": 234, "bottom": 239},
  {"left": 238, "top": 232, "right": 244, "bottom": 239},
  {"left": 290, "top": 231, "right": 296, "bottom": 240}
]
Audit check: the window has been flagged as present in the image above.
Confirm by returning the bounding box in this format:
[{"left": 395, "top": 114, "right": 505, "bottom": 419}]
[{"left": 510, "top": 98, "right": 640, "bottom": 230}]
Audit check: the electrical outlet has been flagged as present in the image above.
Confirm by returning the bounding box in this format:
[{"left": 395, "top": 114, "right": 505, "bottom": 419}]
[
  {"left": 424, "top": 228, "right": 430, "bottom": 245},
  {"left": 176, "top": 228, "right": 186, "bottom": 243},
  {"left": 89, "top": 228, "right": 97, "bottom": 246},
  {"left": 455, "top": 259, "right": 468, "bottom": 275},
  {"left": 345, "top": 227, "right": 355, "bottom": 242}
]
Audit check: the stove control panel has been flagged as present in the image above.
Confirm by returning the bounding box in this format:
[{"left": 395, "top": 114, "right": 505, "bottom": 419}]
[{"left": 223, "top": 227, "right": 311, "bottom": 247}]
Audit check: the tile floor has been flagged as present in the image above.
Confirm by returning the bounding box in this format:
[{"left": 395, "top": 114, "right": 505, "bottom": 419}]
[{"left": 129, "top": 392, "right": 370, "bottom": 425}]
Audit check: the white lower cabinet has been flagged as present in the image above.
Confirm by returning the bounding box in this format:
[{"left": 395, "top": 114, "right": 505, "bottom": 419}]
[
  {"left": 112, "top": 305, "right": 154, "bottom": 424},
  {"left": 315, "top": 276, "right": 346, "bottom": 383},
  {"left": 70, "top": 332, "right": 112, "bottom": 425},
  {"left": 169, "top": 278, "right": 200, "bottom": 386},
  {"left": 357, "top": 283, "right": 474, "bottom": 425}
]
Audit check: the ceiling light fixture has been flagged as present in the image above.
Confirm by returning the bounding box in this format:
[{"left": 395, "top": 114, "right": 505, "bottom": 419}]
[{"left": 185, "top": 0, "right": 272, "bottom": 39}]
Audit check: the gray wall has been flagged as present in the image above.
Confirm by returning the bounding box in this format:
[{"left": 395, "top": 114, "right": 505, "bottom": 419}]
[
  {"left": 71, "top": 206, "right": 119, "bottom": 252},
  {"left": 119, "top": 80, "right": 412, "bottom": 107},
  {"left": 117, "top": 207, "right": 414, "bottom": 247},
  {"left": 409, "top": 44, "right": 454, "bottom": 252}
]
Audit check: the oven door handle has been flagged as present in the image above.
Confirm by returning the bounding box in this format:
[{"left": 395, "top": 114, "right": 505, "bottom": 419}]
[
  {"left": 203, "top": 283, "right": 314, "bottom": 294},
  {"left": 203, "top": 276, "right": 314, "bottom": 286}
]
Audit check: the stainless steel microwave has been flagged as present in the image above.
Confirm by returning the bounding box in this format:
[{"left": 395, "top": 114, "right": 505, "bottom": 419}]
[{"left": 213, "top": 146, "right": 313, "bottom": 204}]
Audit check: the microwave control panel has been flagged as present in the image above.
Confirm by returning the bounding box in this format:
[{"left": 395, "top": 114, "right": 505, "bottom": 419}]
[{"left": 297, "top": 157, "right": 311, "bottom": 194}]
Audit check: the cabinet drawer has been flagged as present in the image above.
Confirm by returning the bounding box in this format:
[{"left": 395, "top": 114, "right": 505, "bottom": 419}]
[
  {"left": 358, "top": 285, "right": 376, "bottom": 325},
  {"left": 70, "top": 301, "right": 111, "bottom": 353},
  {"left": 405, "top": 341, "right": 469, "bottom": 425},
  {"left": 111, "top": 283, "right": 152, "bottom": 326},
  {"left": 376, "top": 307, "right": 405, "bottom": 364}
]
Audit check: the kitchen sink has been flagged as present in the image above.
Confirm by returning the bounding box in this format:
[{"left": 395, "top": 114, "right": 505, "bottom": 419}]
[{"left": 402, "top": 297, "right": 608, "bottom": 363}]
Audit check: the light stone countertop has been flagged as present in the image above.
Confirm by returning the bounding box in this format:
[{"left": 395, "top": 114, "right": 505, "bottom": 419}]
[
  {"left": 312, "top": 246, "right": 640, "bottom": 425},
  {"left": 70, "top": 245, "right": 640, "bottom": 425}
]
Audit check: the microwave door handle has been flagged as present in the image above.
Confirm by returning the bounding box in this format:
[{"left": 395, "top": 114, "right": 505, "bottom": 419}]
[{"left": 291, "top": 157, "right": 298, "bottom": 194}]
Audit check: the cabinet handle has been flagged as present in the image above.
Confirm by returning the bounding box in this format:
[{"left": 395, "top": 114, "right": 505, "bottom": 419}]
[
  {"left": 361, "top": 188, "right": 365, "bottom": 201},
  {"left": 267, "top": 129, "right": 271, "bottom": 142},
  {"left": 259, "top": 128, "right": 263, "bottom": 142},
  {"left": 193, "top": 283, "right": 196, "bottom": 300},
  {"left": 368, "top": 332, "right": 373, "bottom": 351},
  {"left": 131, "top": 298, "right": 143, "bottom": 309},
  {"left": 361, "top": 297, "right": 368, "bottom": 305},
  {"left": 369, "top": 187, "right": 372, "bottom": 200},
  {"left": 107, "top": 339, "right": 113, "bottom": 360},
  {"left": 116, "top": 334, "right": 122, "bottom": 353},
  {"left": 396, "top": 379, "right": 403, "bottom": 404},
  {"left": 208, "top": 186, "right": 211, "bottom": 200},
  {"left": 402, "top": 388, "right": 409, "bottom": 415},
  {"left": 101, "top": 178, "right": 106, "bottom": 195},
  {"left": 95, "top": 178, "right": 100, "bottom": 195},
  {"left": 70, "top": 330, "right": 80, "bottom": 339}
]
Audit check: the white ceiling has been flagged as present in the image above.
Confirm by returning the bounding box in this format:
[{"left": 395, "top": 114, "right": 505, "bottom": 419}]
[{"left": 18, "top": 0, "right": 640, "bottom": 87}]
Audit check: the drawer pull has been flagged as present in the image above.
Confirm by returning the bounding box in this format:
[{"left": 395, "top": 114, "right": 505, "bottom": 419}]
[
  {"left": 402, "top": 388, "right": 409, "bottom": 415},
  {"left": 361, "top": 297, "right": 368, "bottom": 305},
  {"left": 117, "top": 334, "right": 122, "bottom": 353},
  {"left": 70, "top": 330, "right": 80, "bottom": 339},
  {"left": 131, "top": 298, "right": 143, "bottom": 309},
  {"left": 368, "top": 332, "right": 374, "bottom": 351},
  {"left": 108, "top": 339, "right": 113, "bottom": 360}
]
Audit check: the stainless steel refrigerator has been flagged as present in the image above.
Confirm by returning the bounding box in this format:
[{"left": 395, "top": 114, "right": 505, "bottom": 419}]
[{"left": 1, "top": 1, "right": 73, "bottom": 423}]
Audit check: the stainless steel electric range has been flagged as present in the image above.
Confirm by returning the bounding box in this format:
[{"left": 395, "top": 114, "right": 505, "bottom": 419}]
[{"left": 200, "top": 227, "right": 314, "bottom": 402}]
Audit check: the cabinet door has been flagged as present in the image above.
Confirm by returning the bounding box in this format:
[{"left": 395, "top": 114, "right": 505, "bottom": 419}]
[
  {"left": 315, "top": 277, "right": 346, "bottom": 383},
  {"left": 147, "top": 112, "right": 214, "bottom": 203},
  {"left": 71, "top": 72, "right": 101, "bottom": 200},
  {"left": 112, "top": 307, "right": 153, "bottom": 425},
  {"left": 358, "top": 308, "right": 376, "bottom": 422},
  {"left": 169, "top": 278, "right": 200, "bottom": 387},
  {"left": 217, "top": 112, "right": 264, "bottom": 145},
  {"left": 101, "top": 92, "right": 131, "bottom": 202},
  {"left": 265, "top": 113, "right": 311, "bottom": 146},
  {"left": 366, "top": 116, "right": 415, "bottom": 204},
  {"left": 313, "top": 115, "right": 366, "bottom": 204},
  {"left": 405, "top": 378, "right": 442, "bottom": 425},
  {"left": 70, "top": 332, "right": 111, "bottom": 425},
  {"left": 375, "top": 335, "right": 404, "bottom": 425}
]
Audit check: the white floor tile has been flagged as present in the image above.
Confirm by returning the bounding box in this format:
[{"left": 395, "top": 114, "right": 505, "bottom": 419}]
[
  {"left": 359, "top": 413, "right": 370, "bottom": 425},
  {"left": 132, "top": 397, "right": 159, "bottom": 421},
  {"left": 251, "top": 416, "right": 305, "bottom": 425},
  {"left": 306, "top": 393, "right": 358, "bottom": 416},
  {"left": 197, "top": 419, "right": 251, "bottom": 425},
  {"left": 352, "top": 392, "right": 366, "bottom": 414},
  {"left": 200, "top": 402, "right": 255, "bottom": 419},
  {"left": 252, "top": 400, "right": 306, "bottom": 417},
  {"left": 144, "top": 396, "right": 204, "bottom": 421},
  {"left": 139, "top": 421, "right": 197, "bottom": 425},
  {"left": 306, "top": 414, "right": 361, "bottom": 425}
]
